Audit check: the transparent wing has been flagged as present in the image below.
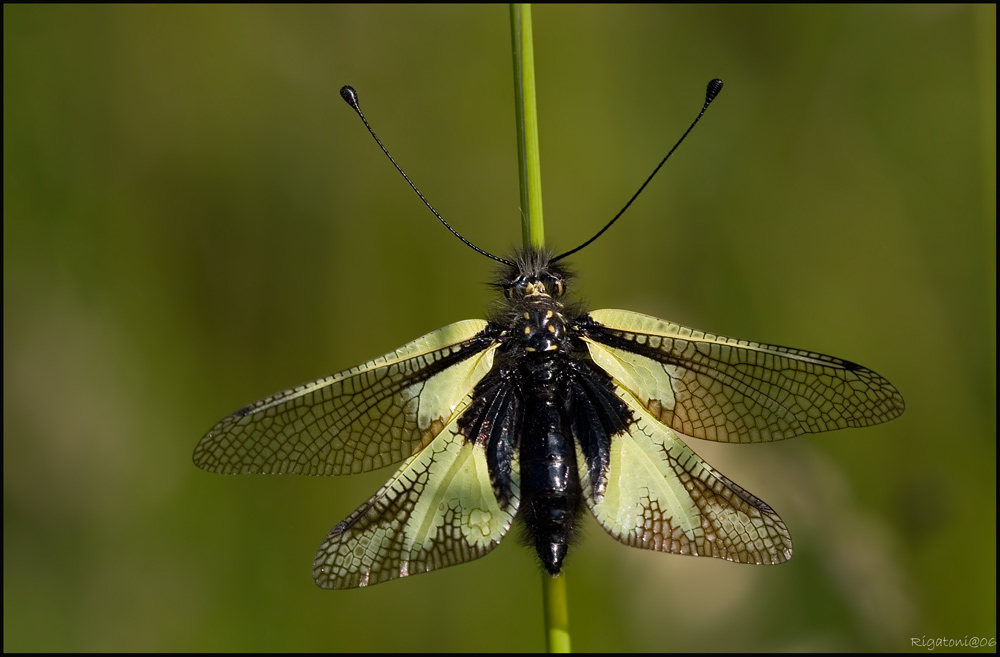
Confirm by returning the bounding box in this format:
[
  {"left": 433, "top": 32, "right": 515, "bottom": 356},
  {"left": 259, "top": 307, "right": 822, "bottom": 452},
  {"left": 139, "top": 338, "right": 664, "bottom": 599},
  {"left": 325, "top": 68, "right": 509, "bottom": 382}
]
[
  {"left": 584, "top": 309, "right": 904, "bottom": 443},
  {"left": 313, "top": 396, "right": 520, "bottom": 589},
  {"left": 193, "top": 320, "right": 493, "bottom": 475},
  {"left": 578, "top": 379, "right": 792, "bottom": 564}
]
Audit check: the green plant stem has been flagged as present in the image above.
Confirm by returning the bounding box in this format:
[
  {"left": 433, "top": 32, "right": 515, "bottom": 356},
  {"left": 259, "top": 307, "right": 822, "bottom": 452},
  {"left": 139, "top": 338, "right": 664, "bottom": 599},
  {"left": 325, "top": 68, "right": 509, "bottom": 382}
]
[
  {"left": 510, "top": 4, "right": 571, "bottom": 653},
  {"left": 541, "top": 571, "right": 570, "bottom": 653},
  {"left": 510, "top": 3, "right": 545, "bottom": 250}
]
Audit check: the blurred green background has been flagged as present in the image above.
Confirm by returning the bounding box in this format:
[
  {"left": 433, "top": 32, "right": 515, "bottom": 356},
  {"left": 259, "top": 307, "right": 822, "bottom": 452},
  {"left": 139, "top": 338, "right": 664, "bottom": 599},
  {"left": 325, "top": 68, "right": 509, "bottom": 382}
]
[{"left": 4, "top": 4, "right": 995, "bottom": 652}]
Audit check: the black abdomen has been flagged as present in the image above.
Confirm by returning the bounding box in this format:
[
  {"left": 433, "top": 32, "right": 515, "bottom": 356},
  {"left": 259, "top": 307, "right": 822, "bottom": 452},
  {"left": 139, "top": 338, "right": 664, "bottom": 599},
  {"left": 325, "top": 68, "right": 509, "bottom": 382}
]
[{"left": 518, "top": 361, "right": 582, "bottom": 575}]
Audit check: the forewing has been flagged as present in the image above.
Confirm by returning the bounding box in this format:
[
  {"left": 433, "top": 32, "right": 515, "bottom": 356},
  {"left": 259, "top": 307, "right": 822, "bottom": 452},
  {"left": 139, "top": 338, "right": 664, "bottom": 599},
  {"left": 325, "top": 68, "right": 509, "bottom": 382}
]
[
  {"left": 313, "top": 395, "right": 519, "bottom": 588},
  {"left": 585, "top": 309, "right": 904, "bottom": 443},
  {"left": 577, "top": 380, "right": 792, "bottom": 564},
  {"left": 194, "top": 320, "right": 493, "bottom": 475}
]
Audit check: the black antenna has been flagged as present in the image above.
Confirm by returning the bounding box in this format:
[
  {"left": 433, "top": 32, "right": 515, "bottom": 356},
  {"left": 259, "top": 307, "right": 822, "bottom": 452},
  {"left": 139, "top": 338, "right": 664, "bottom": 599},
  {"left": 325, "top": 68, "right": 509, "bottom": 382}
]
[
  {"left": 340, "top": 86, "right": 515, "bottom": 267},
  {"left": 552, "top": 78, "right": 724, "bottom": 263}
]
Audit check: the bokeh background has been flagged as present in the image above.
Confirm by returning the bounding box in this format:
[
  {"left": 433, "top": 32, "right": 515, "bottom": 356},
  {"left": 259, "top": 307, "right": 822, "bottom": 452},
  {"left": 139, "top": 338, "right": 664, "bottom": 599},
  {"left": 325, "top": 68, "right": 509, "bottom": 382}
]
[{"left": 4, "top": 5, "right": 995, "bottom": 652}]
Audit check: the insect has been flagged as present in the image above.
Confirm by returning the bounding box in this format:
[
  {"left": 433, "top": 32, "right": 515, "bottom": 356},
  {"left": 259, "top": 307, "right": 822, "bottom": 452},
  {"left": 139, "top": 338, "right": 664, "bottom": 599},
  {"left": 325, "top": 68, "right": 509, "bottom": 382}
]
[{"left": 194, "top": 80, "right": 905, "bottom": 589}]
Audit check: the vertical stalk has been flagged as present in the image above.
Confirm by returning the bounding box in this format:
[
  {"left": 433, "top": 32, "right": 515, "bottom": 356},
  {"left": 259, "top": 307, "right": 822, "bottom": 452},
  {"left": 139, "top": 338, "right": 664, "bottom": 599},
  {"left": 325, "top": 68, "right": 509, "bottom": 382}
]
[
  {"left": 510, "top": 4, "right": 571, "bottom": 653},
  {"left": 541, "top": 571, "right": 570, "bottom": 653},
  {"left": 510, "top": 4, "right": 545, "bottom": 250}
]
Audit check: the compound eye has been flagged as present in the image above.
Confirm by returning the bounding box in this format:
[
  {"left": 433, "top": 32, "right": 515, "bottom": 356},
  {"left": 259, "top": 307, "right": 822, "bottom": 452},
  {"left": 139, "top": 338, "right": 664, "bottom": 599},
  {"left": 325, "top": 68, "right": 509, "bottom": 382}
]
[
  {"left": 504, "top": 275, "right": 529, "bottom": 299},
  {"left": 541, "top": 272, "right": 564, "bottom": 297}
]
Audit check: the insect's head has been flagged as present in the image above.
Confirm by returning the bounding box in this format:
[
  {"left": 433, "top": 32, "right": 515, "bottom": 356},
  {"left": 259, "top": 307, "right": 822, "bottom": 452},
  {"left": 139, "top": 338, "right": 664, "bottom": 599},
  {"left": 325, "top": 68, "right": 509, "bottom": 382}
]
[
  {"left": 503, "top": 270, "right": 565, "bottom": 301},
  {"left": 498, "top": 249, "right": 569, "bottom": 303}
]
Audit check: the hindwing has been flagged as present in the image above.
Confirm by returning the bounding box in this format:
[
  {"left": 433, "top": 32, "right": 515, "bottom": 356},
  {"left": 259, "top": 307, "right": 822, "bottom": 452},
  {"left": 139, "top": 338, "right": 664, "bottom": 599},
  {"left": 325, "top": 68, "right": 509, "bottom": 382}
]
[
  {"left": 584, "top": 309, "right": 905, "bottom": 444},
  {"left": 312, "top": 362, "right": 518, "bottom": 588},
  {"left": 575, "top": 379, "right": 793, "bottom": 564}
]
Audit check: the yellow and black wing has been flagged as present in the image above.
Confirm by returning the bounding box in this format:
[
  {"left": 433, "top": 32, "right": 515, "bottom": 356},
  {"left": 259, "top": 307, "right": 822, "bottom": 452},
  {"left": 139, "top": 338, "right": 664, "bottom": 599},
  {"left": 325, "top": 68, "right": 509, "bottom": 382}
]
[
  {"left": 575, "top": 381, "right": 792, "bottom": 564},
  {"left": 195, "top": 319, "right": 518, "bottom": 588},
  {"left": 312, "top": 392, "right": 519, "bottom": 588},
  {"left": 576, "top": 308, "right": 904, "bottom": 563},
  {"left": 194, "top": 320, "right": 493, "bottom": 476},
  {"left": 584, "top": 309, "right": 904, "bottom": 444}
]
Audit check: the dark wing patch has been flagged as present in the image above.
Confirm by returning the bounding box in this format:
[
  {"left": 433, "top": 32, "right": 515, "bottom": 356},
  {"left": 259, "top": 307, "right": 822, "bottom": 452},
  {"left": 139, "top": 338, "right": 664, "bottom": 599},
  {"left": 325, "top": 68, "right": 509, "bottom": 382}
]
[
  {"left": 564, "top": 359, "right": 630, "bottom": 498},
  {"left": 458, "top": 367, "right": 523, "bottom": 507}
]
